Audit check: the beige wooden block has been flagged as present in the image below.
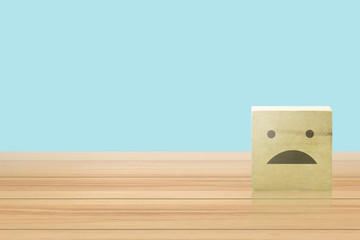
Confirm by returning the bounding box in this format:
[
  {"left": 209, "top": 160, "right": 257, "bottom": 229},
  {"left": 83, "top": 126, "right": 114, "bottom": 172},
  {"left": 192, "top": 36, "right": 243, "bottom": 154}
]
[{"left": 252, "top": 106, "right": 332, "bottom": 191}]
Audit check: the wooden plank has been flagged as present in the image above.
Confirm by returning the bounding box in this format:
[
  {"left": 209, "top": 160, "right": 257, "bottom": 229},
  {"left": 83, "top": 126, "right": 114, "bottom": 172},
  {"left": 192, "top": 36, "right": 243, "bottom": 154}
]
[
  {"left": 0, "top": 152, "right": 358, "bottom": 178},
  {"left": 0, "top": 177, "right": 249, "bottom": 198},
  {"left": 1, "top": 199, "right": 360, "bottom": 229},
  {"left": 0, "top": 151, "right": 355, "bottom": 161},
  {"left": 0, "top": 152, "right": 249, "bottom": 161},
  {"left": 0, "top": 159, "right": 247, "bottom": 178},
  {"left": 0, "top": 230, "right": 359, "bottom": 240},
  {"left": 333, "top": 152, "right": 360, "bottom": 161},
  {"left": 0, "top": 177, "right": 360, "bottom": 198}
]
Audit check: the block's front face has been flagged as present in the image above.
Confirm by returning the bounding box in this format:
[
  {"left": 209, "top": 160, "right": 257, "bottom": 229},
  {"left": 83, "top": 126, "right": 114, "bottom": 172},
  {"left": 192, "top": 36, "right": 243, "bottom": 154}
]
[{"left": 252, "top": 108, "right": 332, "bottom": 191}]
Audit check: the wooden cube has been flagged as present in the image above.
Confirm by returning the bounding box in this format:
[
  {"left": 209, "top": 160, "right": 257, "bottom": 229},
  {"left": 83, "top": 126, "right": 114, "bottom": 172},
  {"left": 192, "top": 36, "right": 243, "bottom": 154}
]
[{"left": 252, "top": 106, "right": 332, "bottom": 191}]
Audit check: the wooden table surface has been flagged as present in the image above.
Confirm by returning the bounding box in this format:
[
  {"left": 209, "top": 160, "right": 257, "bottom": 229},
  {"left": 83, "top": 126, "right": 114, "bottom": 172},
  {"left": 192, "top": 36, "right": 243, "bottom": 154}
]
[{"left": 0, "top": 152, "right": 360, "bottom": 239}]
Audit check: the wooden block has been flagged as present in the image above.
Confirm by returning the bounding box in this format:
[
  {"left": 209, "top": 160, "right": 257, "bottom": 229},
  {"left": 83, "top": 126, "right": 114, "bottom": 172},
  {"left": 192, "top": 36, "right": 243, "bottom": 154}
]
[{"left": 252, "top": 106, "right": 332, "bottom": 191}]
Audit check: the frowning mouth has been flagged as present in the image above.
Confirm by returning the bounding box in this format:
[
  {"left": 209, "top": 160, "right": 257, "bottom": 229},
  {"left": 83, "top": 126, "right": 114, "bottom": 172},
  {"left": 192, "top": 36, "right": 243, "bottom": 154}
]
[{"left": 267, "top": 150, "right": 317, "bottom": 164}]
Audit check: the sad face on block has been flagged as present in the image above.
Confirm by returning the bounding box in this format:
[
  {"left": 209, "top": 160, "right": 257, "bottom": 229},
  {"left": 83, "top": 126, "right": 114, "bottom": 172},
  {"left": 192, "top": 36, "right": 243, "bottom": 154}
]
[
  {"left": 266, "top": 129, "right": 317, "bottom": 164},
  {"left": 251, "top": 106, "right": 332, "bottom": 191}
]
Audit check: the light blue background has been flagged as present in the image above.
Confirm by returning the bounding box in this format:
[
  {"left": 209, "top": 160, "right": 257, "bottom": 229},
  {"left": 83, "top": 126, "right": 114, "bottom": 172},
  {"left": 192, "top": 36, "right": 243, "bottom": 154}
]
[{"left": 0, "top": 1, "right": 359, "bottom": 151}]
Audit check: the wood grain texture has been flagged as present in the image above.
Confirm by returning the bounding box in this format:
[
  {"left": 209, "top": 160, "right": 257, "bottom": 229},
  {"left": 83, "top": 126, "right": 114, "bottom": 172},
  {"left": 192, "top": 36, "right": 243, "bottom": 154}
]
[
  {"left": 1, "top": 199, "right": 360, "bottom": 229},
  {"left": 0, "top": 152, "right": 248, "bottom": 161},
  {"left": 0, "top": 152, "right": 357, "bottom": 178},
  {"left": 0, "top": 152, "right": 360, "bottom": 239},
  {"left": 0, "top": 230, "right": 359, "bottom": 240},
  {"left": 0, "top": 177, "right": 359, "bottom": 198}
]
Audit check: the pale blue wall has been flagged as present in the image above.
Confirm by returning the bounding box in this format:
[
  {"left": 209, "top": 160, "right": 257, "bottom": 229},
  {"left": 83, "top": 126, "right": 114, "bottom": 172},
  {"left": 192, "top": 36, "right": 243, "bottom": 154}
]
[{"left": 0, "top": 1, "right": 359, "bottom": 151}]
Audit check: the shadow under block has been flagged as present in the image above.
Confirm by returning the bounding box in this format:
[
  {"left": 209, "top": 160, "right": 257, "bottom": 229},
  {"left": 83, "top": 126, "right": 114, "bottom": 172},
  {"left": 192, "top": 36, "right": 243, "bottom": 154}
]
[{"left": 252, "top": 106, "right": 332, "bottom": 191}]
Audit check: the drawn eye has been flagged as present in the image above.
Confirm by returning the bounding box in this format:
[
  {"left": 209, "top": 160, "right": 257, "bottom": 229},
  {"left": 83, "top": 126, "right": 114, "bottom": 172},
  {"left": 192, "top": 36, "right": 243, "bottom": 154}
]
[
  {"left": 267, "top": 130, "right": 276, "bottom": 139},
  {"left": 306, "top": 130, "right": 314, "bottom": 138}
]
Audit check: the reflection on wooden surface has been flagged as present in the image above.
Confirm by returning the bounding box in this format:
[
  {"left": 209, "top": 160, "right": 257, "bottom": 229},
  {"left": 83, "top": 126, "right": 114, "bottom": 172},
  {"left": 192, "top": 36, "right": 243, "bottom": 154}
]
[{"left": 252, "top": 191, "right": 332, "bottom": 199}]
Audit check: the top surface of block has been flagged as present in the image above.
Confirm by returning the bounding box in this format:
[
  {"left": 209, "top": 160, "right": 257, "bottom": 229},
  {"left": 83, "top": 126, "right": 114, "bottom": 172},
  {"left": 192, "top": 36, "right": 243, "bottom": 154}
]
[{"left": 252, "top": 106, "right": 332, "bottom": 112}]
